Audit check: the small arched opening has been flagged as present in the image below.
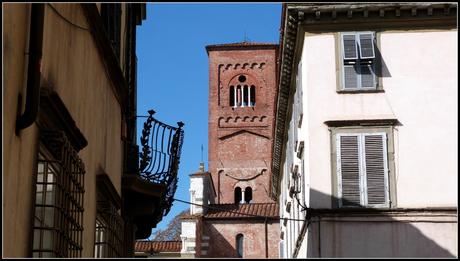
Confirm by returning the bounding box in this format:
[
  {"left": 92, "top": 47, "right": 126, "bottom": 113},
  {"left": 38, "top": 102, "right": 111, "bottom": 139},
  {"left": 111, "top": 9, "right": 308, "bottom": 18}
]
[
  {"left": 236, "top": 234, "right": 244, "bottom": 258},
  {"left": 244, "top": 187, "right": 252, "bottom": 203},
  {"left": 234, "top": 187, "right": 242, "bottom": 204}
]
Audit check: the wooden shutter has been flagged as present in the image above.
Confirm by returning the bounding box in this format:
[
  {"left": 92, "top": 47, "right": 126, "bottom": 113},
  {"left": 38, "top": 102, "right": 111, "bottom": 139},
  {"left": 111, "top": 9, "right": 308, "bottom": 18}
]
[
  {"left": 360, "top": 64, "right": 376, "bottom": 88},
  {"left": 338, "top": 135, "right": 361, "bottom": 206},
  {"left": 342, "top": 34, "right": 358, "bottom": 59},
  {"left": 363, "top": 134, "right": 388, "bottom": 206},
  {"left": 343, "top": 65, "right": 358, "bottom": 89},
  {"left": 359, "top": 33, "right": 375, "bottom": 59}
]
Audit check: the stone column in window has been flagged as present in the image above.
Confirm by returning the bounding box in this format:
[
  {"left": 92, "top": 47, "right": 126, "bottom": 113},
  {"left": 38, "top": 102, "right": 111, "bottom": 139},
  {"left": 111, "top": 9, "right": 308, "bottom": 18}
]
[
  {"left": 233, "top": 86, "right": 237, "bottom": 108},
  {"left": 248, "top": 85, "right": 251, "bottom": 107}
]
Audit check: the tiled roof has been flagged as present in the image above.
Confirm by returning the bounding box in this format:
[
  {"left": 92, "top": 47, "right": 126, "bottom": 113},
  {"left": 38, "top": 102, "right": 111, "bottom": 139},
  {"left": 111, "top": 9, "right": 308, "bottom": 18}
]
[
  {"left": 205, "top": 203, "right": 279, "bottom": 219},
  {"left": 134, "top": 241, "right": 182, "bottom": 253}
]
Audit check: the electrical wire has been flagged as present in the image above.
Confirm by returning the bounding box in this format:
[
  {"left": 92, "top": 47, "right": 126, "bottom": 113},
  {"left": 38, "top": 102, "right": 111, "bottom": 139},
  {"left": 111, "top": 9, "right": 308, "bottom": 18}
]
[
  {"left": 47, "top": 4, "right": 90, "bottom": 31},
  {"left": 173, "top": 198, "right": 310, "bottom": 223}
]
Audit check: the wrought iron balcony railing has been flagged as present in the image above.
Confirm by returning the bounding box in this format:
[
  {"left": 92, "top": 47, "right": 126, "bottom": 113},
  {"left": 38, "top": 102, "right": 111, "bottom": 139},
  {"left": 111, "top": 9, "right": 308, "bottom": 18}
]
[{"left": 138, "top": 110, "right": 184, "bottom": 218}]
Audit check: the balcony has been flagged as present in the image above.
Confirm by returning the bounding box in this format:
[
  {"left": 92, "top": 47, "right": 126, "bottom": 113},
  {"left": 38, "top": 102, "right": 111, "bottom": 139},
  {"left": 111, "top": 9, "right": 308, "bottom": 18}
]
[{"left": 123, "top": 110, "right": 184, "bottom": 239}]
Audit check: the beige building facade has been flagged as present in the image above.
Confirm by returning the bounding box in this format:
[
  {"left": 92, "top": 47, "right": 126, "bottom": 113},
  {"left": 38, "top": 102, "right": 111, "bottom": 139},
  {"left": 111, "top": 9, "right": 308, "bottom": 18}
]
[
  {"left": 3, "top": 3, "right": 183, "bottom": 258},
  {"left": 272, "top": 3, "right": 457, "bottom": 258}
]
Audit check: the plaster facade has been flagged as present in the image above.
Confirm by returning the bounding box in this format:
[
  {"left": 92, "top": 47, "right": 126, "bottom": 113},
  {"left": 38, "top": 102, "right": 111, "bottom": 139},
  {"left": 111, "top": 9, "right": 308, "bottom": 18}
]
[
  {"left": 3, "top": 3, "right": 153, "bottom": 257},
  {"left": 274, "top": 3, "right": 457, "bottom": 259}
]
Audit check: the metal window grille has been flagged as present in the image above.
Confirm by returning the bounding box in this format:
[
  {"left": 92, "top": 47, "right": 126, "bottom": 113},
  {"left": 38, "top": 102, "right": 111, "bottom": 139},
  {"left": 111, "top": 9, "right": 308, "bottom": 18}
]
[
  {"left": 94, "top": 194, "right": 124, "bottom": 258},
  {"left": 32, "top": 130, "right": 85, "bottom": 257}
]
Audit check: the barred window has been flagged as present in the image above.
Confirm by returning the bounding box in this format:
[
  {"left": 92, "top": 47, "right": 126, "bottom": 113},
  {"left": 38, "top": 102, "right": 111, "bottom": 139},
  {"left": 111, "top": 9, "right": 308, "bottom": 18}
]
[
  {"left": 32, "top": 130, "right": 85, "bottom": 257},
  {"left": 94, "top": 184, "right": 124, "bottom": 257}
]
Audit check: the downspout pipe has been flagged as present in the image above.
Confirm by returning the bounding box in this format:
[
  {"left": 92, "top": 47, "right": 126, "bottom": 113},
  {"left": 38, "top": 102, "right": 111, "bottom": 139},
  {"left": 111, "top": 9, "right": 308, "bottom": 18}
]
[{"left": 16, "top": 3, "right": 45, "bottom": 135}]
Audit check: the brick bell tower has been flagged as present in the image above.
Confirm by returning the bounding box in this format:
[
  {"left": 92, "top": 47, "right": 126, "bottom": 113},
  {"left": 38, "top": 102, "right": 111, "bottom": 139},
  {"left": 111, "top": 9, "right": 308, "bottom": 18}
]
[
  {"left": 206, "top": 42, "right": 279, "bottom": 205},
  {"left": 179, "top": 42, "right": 280, "bottom": 259}
]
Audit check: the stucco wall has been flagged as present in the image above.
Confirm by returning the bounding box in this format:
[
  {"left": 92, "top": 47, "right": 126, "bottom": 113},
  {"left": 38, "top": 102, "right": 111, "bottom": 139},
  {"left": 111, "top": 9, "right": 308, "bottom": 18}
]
[
  {"left": 3, "top": 4, "right": 128, "bottom": 257},
  {"left": 301, "top": 30, "right": 458, "bottom": 208},
  {"left": 4, "top": 4, "right": 42, "bottom": 256},
  {"left": 304, "top": 214, "right": 457, "bottom": 257}
]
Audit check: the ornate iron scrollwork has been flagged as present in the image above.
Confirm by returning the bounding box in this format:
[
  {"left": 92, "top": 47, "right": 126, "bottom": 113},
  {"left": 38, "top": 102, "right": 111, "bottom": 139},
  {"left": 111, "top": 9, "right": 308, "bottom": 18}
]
[{"left": 138, "top": 110, "right": 185, "bottom": 218}]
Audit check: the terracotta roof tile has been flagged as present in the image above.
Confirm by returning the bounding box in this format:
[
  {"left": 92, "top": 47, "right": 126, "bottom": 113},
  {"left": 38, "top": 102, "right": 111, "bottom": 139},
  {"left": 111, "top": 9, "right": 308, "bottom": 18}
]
[
  {"left": 204, "top": 203, "right": 279, "bottom": 219},
  {"left": 134, "top": 241, "right": 181, "bottom": 253}
]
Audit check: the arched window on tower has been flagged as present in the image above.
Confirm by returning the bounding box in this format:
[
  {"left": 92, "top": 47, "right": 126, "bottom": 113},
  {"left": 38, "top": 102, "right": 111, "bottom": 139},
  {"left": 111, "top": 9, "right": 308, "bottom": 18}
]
[
  {"left": 234, "top": 187, "right": 242, "bottom": 204},
  {"left": 244, "top": 187, "right": 252, "bottom": 203},
  {"left": 229, "top": 75, "right": 256, "bottom": 108},
  {"left": 229, "top": 86, "right": 235, "bottom": 107},
  {"left": 236, "top": 234, "right": 244, "bottom": 258}
]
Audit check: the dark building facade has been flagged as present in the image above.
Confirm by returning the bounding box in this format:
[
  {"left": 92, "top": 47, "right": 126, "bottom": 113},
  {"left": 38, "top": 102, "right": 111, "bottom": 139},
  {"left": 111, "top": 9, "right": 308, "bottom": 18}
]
[{"left": 3, "top": 3, "right": 183, "bottom": 257}]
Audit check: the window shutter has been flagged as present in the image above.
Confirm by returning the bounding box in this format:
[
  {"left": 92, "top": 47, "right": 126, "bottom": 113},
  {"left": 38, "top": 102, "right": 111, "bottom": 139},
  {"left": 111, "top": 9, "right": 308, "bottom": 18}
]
[
  {"left": 342, "top": 34, "right": 358, "bottom": 59},
  {"left": 364, "top": 134, "right": 387, "bottom": 206},
  {"left": 343, "top": 65, "right": 358, "bottom": 89},
  {"left": 359, "top": 33, "right": 375, "bottom": 59},
  {"left": 338, "top": 135, "right": 361, "bottom": 206},
  {"left": 360, "top": 64, "right": 376, "bottom": 88}
]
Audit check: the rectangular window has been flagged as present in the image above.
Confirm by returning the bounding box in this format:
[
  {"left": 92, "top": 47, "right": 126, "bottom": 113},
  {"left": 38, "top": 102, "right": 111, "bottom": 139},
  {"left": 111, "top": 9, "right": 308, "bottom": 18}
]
[
  {"left": 340, "top": 32, "right": 377, "bottom": 90},
  {"left": 94, "top": 208, "right": 124, "bottom": 258},
  {"left": 32, "top": 130, "right": 85, "bottom": 257},
  {"left": 94, "top": 175, "right": 125, "bottom": 258},
  {"left": 336, "top": 132, "right": 389, "bottom": 208}
]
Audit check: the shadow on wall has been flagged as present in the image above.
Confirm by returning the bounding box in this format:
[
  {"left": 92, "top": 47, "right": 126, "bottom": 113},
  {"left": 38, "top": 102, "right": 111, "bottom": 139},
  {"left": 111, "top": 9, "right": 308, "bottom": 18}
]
[
  {"left": 205, "top": 223, "right": 238, "bottom": 258},
  {"left": 303, "top": 189, "right": 457, "bottom": 258},
  {"left": 374, "top": 43, "right": 391, "bottom": 78}
]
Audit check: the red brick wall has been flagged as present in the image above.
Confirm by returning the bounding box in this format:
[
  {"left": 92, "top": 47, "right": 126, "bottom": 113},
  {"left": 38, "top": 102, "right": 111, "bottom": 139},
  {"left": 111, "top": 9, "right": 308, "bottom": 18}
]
[
  {"left": 207, "top": 46, "right": 279, "bottom": 204},
  {"left": 203, "top": 219, "right": 280, "bottom": 258}
]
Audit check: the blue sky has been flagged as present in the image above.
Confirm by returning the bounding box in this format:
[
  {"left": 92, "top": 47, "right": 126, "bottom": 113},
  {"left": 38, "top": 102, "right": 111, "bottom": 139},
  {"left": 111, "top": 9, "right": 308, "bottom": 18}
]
[{"left": 136, "top": 3, "right": 282, "bottom": 237}]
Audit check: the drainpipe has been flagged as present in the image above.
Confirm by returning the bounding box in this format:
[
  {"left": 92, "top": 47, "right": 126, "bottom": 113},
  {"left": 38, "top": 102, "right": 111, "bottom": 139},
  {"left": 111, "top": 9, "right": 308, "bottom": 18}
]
[
  {"left": 16, "top": 3, "right": 45, "bottom": 135},
  {"left": 265, "top": 217, "right": 268, "bottom": 258}
]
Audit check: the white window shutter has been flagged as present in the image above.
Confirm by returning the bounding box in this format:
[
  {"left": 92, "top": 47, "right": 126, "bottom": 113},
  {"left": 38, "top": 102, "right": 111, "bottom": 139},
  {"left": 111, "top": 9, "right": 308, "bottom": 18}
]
[
  {"left": 338, "top": 135, "right": 361, "bottom": 206},
  {"left": 342, "top": 34, "right": 358, "bottom": 60},
  {"left": 363, "top": 134, "right": 388, "bottom": 206},
  {"left": 360, "top": 64, "right": 376, "bottom": 88},
  {"left": 358, "top": 33, "right": 375, "bottom": 59},
  {"left": 343, "top": 65, "right": 359, "bottom": 89}
]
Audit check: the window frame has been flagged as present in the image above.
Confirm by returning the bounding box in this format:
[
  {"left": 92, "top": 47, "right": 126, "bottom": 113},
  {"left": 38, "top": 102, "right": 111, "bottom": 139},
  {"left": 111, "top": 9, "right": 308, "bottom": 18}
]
[
  {"left": 337, "top": 31, "right": 383, "bottom": 93},
  {"left": 32, "top": 131, "right": 85, "bottom": 258},
  {"left": 336, "top": 132, "right": 390, "bottom": 208},
  {"left": 330, "top": 126, "right": 396, "bottom": 209},
  {"left": 94, "top": 173, "right": 125, "bottom": 258},
  {"left": 228, "top": 74, "right": 256, "bottom": 108}
]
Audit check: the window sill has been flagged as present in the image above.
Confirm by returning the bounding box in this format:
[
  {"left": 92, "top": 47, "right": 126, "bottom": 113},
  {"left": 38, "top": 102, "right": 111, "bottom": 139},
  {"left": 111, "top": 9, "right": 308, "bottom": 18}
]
[{"left": 337, "top": 88, "right": 385, "bottom": 94}]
